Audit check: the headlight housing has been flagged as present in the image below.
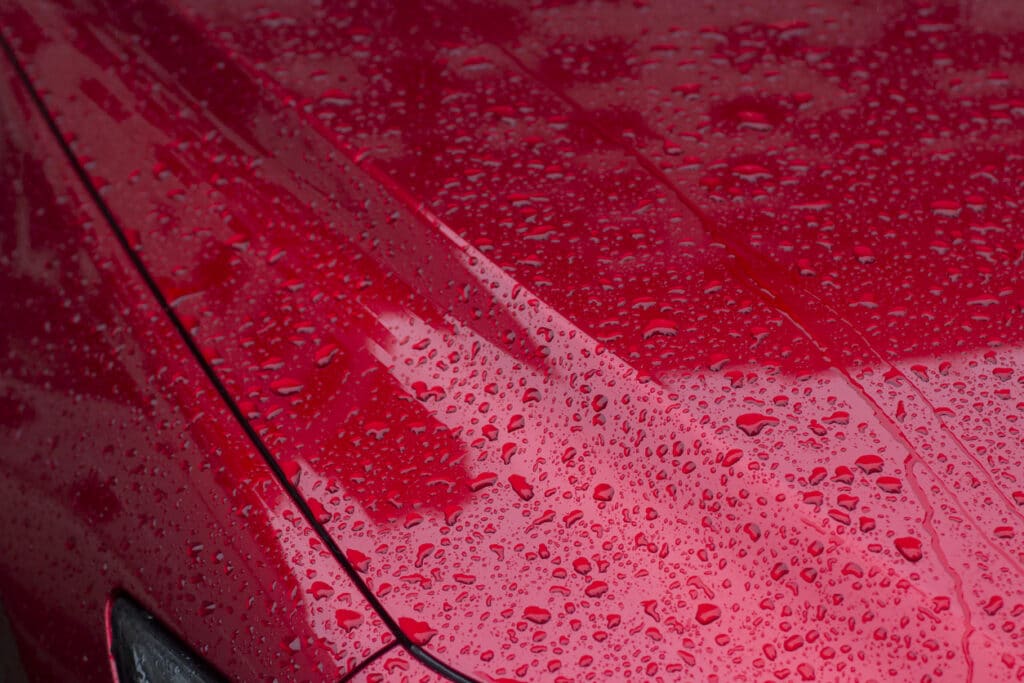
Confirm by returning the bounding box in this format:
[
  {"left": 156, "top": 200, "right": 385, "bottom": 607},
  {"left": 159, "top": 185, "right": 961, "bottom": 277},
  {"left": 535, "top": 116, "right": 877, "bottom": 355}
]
[{"left": 110, "top": 597, "right": 224, "bottom": 683}]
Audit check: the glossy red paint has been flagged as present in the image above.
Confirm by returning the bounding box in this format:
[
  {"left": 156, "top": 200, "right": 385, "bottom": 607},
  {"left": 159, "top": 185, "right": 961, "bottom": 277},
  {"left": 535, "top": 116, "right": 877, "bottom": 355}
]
[
  {"left": 0, "top": 44, "right": 392, "bottom": 682},
  {"left": 2, "top": 0, "right": 1024, "bottom": 681}
]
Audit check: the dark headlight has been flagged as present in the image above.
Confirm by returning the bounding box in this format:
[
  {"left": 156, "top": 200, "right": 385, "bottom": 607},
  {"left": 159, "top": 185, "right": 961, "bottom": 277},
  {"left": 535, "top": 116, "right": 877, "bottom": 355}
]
[{"left": 110, "top": 597, "right": 225, "bottom": 683}]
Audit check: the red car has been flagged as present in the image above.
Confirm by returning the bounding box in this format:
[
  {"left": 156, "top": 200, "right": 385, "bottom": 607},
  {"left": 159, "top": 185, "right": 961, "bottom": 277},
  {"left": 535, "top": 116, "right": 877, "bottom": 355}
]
[{"left": 2, "top": 1, "right": 1023, "bottom": 681}]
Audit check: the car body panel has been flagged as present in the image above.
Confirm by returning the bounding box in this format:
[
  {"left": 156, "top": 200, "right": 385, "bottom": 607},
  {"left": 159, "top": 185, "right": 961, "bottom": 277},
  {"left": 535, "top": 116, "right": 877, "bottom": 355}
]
[
  {"left": 1, "top": 0, "right": 1023, "bottom": 681},
  {"left": 0, "top": 49, "right": 392, "bottom": 681}
]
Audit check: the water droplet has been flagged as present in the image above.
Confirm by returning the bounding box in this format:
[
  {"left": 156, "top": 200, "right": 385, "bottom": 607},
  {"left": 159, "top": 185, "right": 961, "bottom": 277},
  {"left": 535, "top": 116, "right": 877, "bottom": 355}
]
[
  {"left": 736, "top": 413, "right": 779, "bottom": 436},
  {"left": 509, "top": 474, "right": 534, "bottom": 501},
  {"left": 399, "top": 617, "right": 437, "bottom": 646},
  {"left": 695, "top": 603, "right": 721, "bottom": 625},
  {"left": 524, "top": 606, "right": 551, "bottom": 624},
  {"left": 335, "top": 609, "right": 363, "bottom": 632},
  {"left": 894, "top": 537, "right": 923, "bottom": 562}
]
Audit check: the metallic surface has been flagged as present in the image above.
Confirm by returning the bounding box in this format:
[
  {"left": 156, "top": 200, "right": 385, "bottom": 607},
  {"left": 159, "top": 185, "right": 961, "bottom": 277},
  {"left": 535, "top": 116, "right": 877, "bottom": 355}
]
[
  {"left": 2, "top": 0, "right": 1024, "bottom": 680},
  {"left": 0, "top": 44, "right": 391, "bottom": 682}
]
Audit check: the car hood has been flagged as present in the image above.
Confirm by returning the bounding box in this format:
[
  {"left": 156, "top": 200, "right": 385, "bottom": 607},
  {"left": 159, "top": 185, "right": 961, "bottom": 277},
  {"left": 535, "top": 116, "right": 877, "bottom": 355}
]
[{"left": 3, "top": 0, "right": 1024, "bottom": 679}]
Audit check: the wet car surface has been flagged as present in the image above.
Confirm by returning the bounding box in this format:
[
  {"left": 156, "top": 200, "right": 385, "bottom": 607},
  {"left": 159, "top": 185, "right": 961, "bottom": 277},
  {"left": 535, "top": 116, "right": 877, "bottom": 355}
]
[{"left": 1, "top": 1, "right": 1024, "bottom": 681}]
